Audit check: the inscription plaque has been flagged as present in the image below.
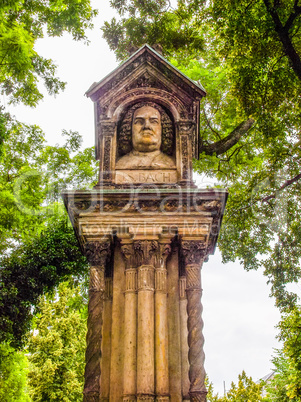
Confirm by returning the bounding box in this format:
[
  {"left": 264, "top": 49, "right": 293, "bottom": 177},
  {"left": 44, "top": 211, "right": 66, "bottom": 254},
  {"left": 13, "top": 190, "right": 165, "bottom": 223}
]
[{"left": 115, "top": 170, "right": 178, "bottom": 184}]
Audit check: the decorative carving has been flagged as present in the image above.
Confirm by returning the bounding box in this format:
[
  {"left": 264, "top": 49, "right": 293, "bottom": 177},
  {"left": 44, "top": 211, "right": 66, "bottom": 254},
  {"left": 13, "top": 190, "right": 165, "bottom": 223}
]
[
  {"left": 121, "top": 243, "right": 136, "bottom": 269},
  {"left": 100, "top": 121, "right": 115, "bottom": 136},
  {"left": 103, "top": 136, "right": 112, "bottom": 181},
  {"left": 181, "top": 241, "right": 206, "bottom": 266},
  {"left": 137, "top": 265, "right": 155, "bottom": 291},
  {"left": 85, "top": 241, "right": 111, "bottom": 267},
  {"left": 156, "top": 243, "right": 171, "bottom": 269},
  {"left": 181, "top": 135, "right": 189, "bottom": 180},
  {"left": 125, "top": 269, "right": 138, "bottom": 293},
  {"left": 186, "top": 265, "right": 202, "bottom": 290},
  {"left": 134, "top": 240, "right": 159, "bottom": 267},
  {"left": 126, "top": 71, "right": 167, "bottom": 91},
  {"left": 116, "top": 102, "right": 175, "bottom": 164},
  {"left": 137, "top": 396, "right": 155, "bottom": 402},
  {"left": 71, "top": 198, "right": 221, "bottom": 214},
  {"left": 181, "top": 241, "right": 207, "bottom": 401},
  {"left": 123, "top": 396, "right": 136, "bottom": 402},
  {"left": 156, "top": 397, "right": 170, "bottom": 402}
]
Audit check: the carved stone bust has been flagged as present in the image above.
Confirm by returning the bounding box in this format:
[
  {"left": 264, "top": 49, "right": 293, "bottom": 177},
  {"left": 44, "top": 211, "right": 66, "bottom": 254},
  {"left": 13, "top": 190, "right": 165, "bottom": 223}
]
[{"left": 116, "top": 105, "right": 175, "bottom": 170}]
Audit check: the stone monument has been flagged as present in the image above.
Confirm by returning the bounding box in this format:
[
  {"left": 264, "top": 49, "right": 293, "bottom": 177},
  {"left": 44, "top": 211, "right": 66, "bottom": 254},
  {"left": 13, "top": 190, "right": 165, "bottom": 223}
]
[{"left": 62, "top": 44, "right": 227, "bottom": 402}]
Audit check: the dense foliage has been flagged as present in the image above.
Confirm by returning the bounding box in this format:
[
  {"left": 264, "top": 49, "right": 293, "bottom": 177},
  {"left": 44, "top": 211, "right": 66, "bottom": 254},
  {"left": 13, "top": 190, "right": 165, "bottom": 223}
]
[
  {"left": 0, "top": 116, "right": 97, "bottom": 253},
  {"left": 0, "top": 217, "right": 89, "bottom": 347},
  {"left": 266, "top": 307, "right": 301, "bottom": 400},
  {"left": 28, "top": 282, "right": 87, "bottom": 401},
  {"left": 103, "top": 0, "right": 301, "bottom": 311},
  {"left": 206, "top": 371, "right": 264, "bottom": 401},
  {"left": 0, "top": 342, "right": 30, "bottom": 401},
  {"left": 0, "top": 120, "right": 96, "bottom": 347},
  {"left": 0, "top": 0, "right": 96, "bottom": 107},
  {"left": 0, "top": 0, "right": 96, "bottom": 154}
]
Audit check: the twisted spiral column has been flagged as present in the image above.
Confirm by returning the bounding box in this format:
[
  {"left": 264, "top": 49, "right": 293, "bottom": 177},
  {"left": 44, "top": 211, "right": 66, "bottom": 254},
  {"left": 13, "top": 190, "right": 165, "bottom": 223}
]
[
  {"left": 83, "top": 241, "right": 111, "bottom": 402},
  {"left": 181, "top": 240, "right": 207, "bottom": 402},
  {"left": 186, "top": 265, "right": 206, "bottom": 402}
]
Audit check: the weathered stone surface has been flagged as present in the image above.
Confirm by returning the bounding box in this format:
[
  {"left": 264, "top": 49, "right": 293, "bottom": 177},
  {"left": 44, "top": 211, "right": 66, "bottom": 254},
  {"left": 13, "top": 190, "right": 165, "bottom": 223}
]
[{"left": 63, "top": 44, "right": 228, "bottom": 402}]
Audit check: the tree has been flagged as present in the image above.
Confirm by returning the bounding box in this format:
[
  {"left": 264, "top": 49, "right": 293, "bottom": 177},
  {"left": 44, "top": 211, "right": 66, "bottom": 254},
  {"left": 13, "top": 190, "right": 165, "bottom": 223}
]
[
  {"left": 206, "top": 372, "right": 264, "bottom": 401},
  {"left": 102, "top": 0, "right": 301, "bottom": 310},
  {"left": 0, "top": 216, "right": 89, "bottom": 347},
  {"left": 224, "top": 371, "right": 264, "bottom": 401},
  {"left": 0, "top": 0, "right": 97, "bottom": 107},
  {"left": 265, "top": 307, "right": 301, "bottom": 401},
  {"left": 27, "top": 281, "right": 87, "bottom": 401},
  {"left": 0, "top": 115, "right": 97, "bottom": 253},
  {"left": 0, "top": 342, "right": 30, "bottom": 402},
  {"left": 0, "top": 0, "right": 97, "bottom": 153},
  {"left": 0, "top": 121, "right": 96, "bottom": 347}
]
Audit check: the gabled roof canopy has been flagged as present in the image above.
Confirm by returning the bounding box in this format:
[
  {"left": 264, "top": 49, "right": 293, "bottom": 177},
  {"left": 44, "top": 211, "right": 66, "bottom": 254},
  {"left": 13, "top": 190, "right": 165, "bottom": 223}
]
[{"left": 86, "top": 44, "right": 206, "bottom": 102}]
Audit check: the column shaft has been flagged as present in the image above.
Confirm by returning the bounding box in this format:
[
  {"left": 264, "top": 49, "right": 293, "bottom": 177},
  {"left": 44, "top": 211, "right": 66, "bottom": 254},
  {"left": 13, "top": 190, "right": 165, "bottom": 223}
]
[
  {"left": 84, "top": 265, "right": 105, "bottom": 402},
  {"left": 137, "top": 265, "right": 155, "bottom": 400},
  {"left": 100, "top": 277, "right": 113, "bottom": 400},
  {"left": 179, "top": 276, "right": 190, "bottom": 401},
  {"left": 83, "top": 241, "right": 111, "bottom": 402},
  {"left": 123, "top": 268, "right": 138, "bottom": 400},
  {"left": 155, "top": 268, "right": 169, "bottom": 399}
]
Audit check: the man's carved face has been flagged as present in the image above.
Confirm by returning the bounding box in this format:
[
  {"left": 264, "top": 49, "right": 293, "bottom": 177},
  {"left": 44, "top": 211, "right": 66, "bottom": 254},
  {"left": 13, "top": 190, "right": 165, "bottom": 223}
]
[{"left": 132, "top": 106, "right": 161, "bottom": 152}]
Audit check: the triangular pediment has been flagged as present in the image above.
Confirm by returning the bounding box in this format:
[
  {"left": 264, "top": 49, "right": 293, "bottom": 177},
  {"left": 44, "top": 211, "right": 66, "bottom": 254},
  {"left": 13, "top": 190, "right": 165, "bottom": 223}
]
[{"left": 86, "top": 44, "right": 206, "bottom": 102}]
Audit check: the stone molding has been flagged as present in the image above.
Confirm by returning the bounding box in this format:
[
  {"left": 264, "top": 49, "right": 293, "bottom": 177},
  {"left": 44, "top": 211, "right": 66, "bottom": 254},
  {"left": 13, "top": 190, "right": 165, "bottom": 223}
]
[
  {"left": 123, "top": 396, "right": 137, "bottom": 402},
  {"left": 137, "top": 265, "right": 155, "bottom": 291},
  {"left": 137, "top": 395, "right": 155, "bottom": 402}
]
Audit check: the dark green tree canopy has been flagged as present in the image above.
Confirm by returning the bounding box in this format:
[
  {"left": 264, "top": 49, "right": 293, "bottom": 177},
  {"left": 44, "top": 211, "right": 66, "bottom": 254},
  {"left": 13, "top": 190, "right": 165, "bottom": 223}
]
[{"left": 102, "top": 0, "right": 301, "bottom": 311}]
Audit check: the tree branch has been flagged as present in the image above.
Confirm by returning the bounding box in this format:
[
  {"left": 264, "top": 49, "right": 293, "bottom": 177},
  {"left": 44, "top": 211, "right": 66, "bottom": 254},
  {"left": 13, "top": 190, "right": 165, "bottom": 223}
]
[
  {"left": 262, "top": 172, "right": 301, "bottom": 202},
  {"left": 199, "top": 118, "right": 254, "bottom": 156},
  {"left": 263, "top": 0, "right": 301, "bottom": 81},
  {"left": 284, "top": 0, "right": 301, "bottom": 31}
]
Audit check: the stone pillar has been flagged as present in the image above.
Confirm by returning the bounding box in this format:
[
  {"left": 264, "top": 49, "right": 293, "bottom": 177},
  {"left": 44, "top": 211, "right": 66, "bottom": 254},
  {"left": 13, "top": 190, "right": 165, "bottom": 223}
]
[
  {"left": 181, "top": 240, "right": 207, "bottom": 402},
  {"left": 83, "top": 240, "right": 111, "bottom": 402},
  {"left": 155, "top": 242, "right": 171, "bottom": 401},
  {"left": 121, "top": 243, "right": 138, "bottom": 401},
  {"left": 179, "top": 276, "right": 190, "bottom": 401},
  {"left": 100, "top": 277, "right": 113, "bottom": 401},
  {"left": 135, "top": 240, "right": 158, "bottom": 401}
]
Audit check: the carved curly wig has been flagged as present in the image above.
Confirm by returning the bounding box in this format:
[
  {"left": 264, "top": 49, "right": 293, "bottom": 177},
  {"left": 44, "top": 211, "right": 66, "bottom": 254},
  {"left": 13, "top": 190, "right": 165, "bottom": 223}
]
[{"left": 117, "top": 102, "right": 175, "bottom": 158}]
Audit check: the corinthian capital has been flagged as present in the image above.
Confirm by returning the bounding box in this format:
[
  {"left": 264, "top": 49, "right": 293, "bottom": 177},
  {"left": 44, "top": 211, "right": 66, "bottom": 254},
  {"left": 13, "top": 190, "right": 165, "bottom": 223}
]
[
  {"left": 121, "top": 243, "right": 135, "bottom": 269},
  {"left": 133, "top": 240, "right": 159, "bottom": 266},
  {"left": 85, "top": 241, "right": 111, "bottom": 267},
  {"left": 181, "top": 240, "right": 206, "bottom": 266},
  {"left": 156, "top": 242, "right": 172, "bottom": 269}
]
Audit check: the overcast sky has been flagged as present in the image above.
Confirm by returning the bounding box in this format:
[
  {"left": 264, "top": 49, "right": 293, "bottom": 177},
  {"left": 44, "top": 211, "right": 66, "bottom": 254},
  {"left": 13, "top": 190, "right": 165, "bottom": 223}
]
[{"left": 6, "top": 0, "right": 286, "bottom": 395}]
